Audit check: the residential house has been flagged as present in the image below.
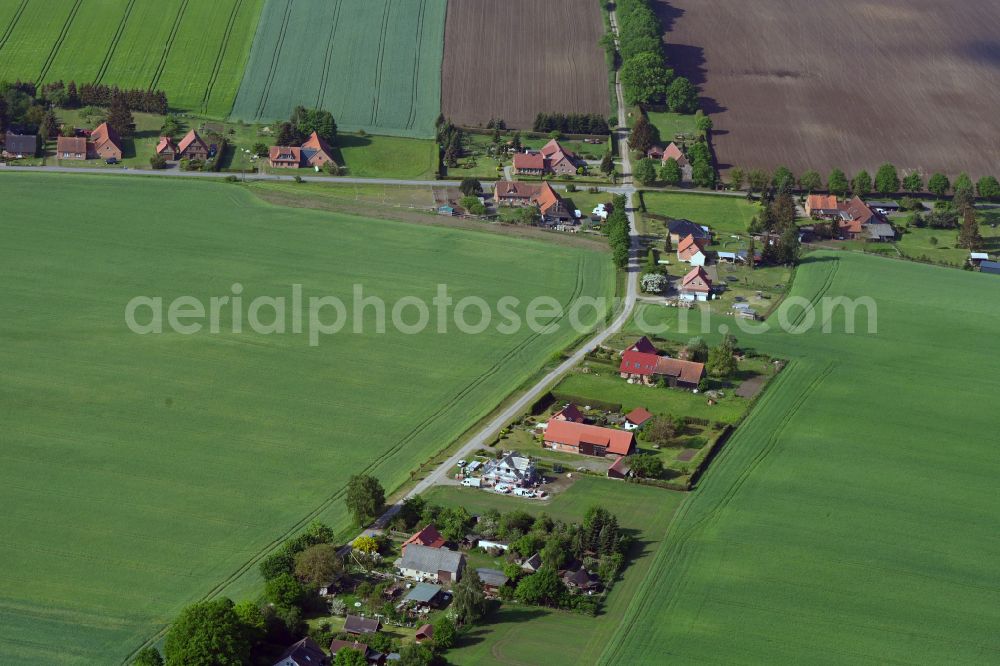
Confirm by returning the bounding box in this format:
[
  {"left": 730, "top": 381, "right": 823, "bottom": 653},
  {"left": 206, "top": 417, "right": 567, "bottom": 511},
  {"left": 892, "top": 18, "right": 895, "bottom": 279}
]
[
  {"left": 805, "top": 194, "right": 841, "bottom": 219},
  {"left": 329, "top": 640, "right": 383, "bottom": 665},
  {"left": 176, "top": 130, "right": 210, "bottom": 161},
  {"left": 402, "top": 525, "right": 446, "bottom": 554},
  {"left": 521, "top": 553, "right": 542, "bottom": 572},
  {"left": 648, "top": 142, "right": 692, "bottom": 182},
  {"left": 677, "top": 234, "right": 708, "bottom": 266},
  {"left": 667, "top": 218, "right": 710, "bottom": 246},
  {"left": 344, "top": 615, "right": 381, "bottom": 635},
  {"left": 269, "top": 145, "right": 302, "bottom": 168},
  {"left": 475, "top": 568, "right": 510, "bottom": 595},
  {"left": 415, "top": 624, "right": 434, "bottom": 643},
  {"left": 619, "top": 336, "right": 706, "bottom": 388},
  {"left": 481, "top": 452, "right": 536, "bottom": 487},
  {"left": 300, "top": 131, "right": 336, "bottom": 168},
  {"left": 512, "top": 139, "right": 579, "bottom": 176},
  {"left": 56, "top": 136, "right": 88, "bottom": 160},
  {"left": 2, "top": 132, "right": 38, "bottom": 158},
  {"left": 90, "top": 122, "right": 123, "bottom": 161},
  {"left": 155, "top": 136, "right": 179, "bottom": 161},
  {"left": 493, "top": 180, "right": 573, "bottom": 223},
  {"left": 542, "top": 420, "right": 635, "bottom": 458},
  {"left": 551, "top": 403, "right": 586, "bottom": 423},
  {"left": 680, "top": 266, "right": 713, "bottom": 302},
  {"left": 563, "top": 568, "right": 601, "bottom": 594},
  {"left": 273, "top": 637, "right": 330, "bottom": 666},
  {"left": 623, "top": 407, "right": 653, "bottom": 431},
  {"left": 396, "top": 544, "right": 465, "bottom": 584}
]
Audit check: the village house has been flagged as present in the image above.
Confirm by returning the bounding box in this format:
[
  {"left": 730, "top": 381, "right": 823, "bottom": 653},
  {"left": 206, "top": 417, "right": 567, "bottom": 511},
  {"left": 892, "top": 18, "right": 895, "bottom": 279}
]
[
  {"left": 512, "top": 139, "right": 579, "bottom": 176},
  {"left": 804, "top": 194, "right": 841, "bottom": 219},
  {"left": 667, "top": 218, "right": 710, "bottom": 246},
  {"left": 493, "top": 180, "right": 573, "bottom": 223},
  {"left": 155, "top": 136, "right": 179, "bottom": 161},
  {"left": 269, "top": 131, "right": 337, "bottom": 169},
  {"left": 481, "top": 452, "right": 536, "bottom": 487},
  {"left": 805, "top": 194, "right": 894, "bottom": 241},
  {"left": 680, "top": 266, "right": 713, "bottom": 302},
  {"left": 677, "top": 234, "right": 709, "bottom": 266},
  {"left": 563, "top": 567, "right": 602, "bottom": 594},
  {"left": 647, "top": 142, "right": 693, "bottom": 182},
  {"left": 543, "top": 419, "right": 635, "bottom": 458},
  {"left": 623, "top": 407, "right": 653, "bottom": 431},
  {"left": 551, "top": 403, "right": 587, "bottom": 423},
  {"left": 521, "top": 553, "right": 542, "bottom": 572},
  {"left": 344, "top": 614, "right": 381, "bottom": 635},
  {"left": 176, "top": 129, "right": 210, "bottom": 161},
  {"left": 619, "top": 336, "right": 706, "bottom": 388},
  {"left": 402, "top": 525, "right": 446, "bottom": 554},
  {"left": 475, "top": 568, "right": 511, "bottom": 596},
  {"left": 396, "top": 544, "right": 465, "bottom": 584},
  {"left": 273, "top": 636, "right": 330, "bottom": 666},
  {"left": 89, "top": 122, "right": 123, "bottom": 161},
  {"left": 2, "top": 132, "right": 38, "bottom": 158},
  {"left": 55, "top": 135, "right": 88, "bottom": 160}
]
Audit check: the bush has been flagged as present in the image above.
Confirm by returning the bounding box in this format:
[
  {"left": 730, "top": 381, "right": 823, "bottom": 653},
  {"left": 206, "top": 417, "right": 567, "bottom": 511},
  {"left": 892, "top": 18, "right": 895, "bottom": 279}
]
[{"left": 149, "top": 155, "right": 167, "bottom": 170}]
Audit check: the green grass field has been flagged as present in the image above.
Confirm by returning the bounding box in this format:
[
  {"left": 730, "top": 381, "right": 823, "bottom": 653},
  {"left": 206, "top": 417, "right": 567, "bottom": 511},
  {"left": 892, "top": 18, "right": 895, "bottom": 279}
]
[
  {"left": 639, "top": 190, "right": 760, "bottom": 244},
  {"left": 231, "top": 0, "right": 445, "bottom": 137},
  {"left": 603, "top": 253, "right": 1000, "bottom": 663},
  {"left": 423, "top": 478, "right": 685, "bottom": 665},
  {"left": 0, "top": 173, "right": 614, "bottom": 664},
  {"left": 0, "top": 0, "right": 263, "bottom": 116}
]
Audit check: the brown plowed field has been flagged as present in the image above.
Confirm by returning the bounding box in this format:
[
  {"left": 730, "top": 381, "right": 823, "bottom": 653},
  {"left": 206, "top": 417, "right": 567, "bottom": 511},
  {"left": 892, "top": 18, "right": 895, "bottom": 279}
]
[
  {"left": 442, "top": 0, "right": 611, "bottom": 128},
  {"left": 657, "top": 0, "right": 1000, "bottom": 179}
]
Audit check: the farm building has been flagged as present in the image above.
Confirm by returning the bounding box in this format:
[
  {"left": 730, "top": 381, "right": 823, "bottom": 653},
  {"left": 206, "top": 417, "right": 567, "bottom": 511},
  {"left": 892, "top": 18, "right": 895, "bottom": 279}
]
[
  {"left": 476, "top": 568, "right": 511, "bottom": 594},
  {"left": 969, "top": 252, "right": 990, "bottom": 267},
  {"left": 680, "top": 266, "right": 714, "bottom": 302},
  {"left": 805, "top": 194, "right": 841, "bottom": 218},
  {"left": 55, "top": 136, "right": 88, "bottom": 160},
  {"left": 624, "top": 407, "right": 653, "bottom": 430},
  {"left": 493, "top": 181, "right": 573, "bottom": 223},
  {"left": 2, "top": 132, "right": 38, "bottom": 158},
  {"left": 620, "top": 336, "right": 706, "bottom": 388},
  {"left": 667, "top": 218, "right": 710, "bottom": 245},
  {"left": 396, "top": 544, "right": 465, "bottom": 584},
  {"left": 809, "top": 195, "right": 894, "bottom": 241},
  {"left": 90, "top": 123, "right": 123, "bottom": 161},
  {"left": 176, "top": 130, "right": 210, "bottom": 161},
  {"left": 607, "top": 455, "right": 631, "bottom": 479},
  {"left": 269, "top": 132, "right": 337, "bottom": 169},
  {"left": 551, "top": 403, "right": 587, "bottom": 423},
  {"left": 542, "top": 419, "right": 635, "bottom": 458},
  {"left": 343, "top": 614, "right": 381, "bottom": 635},
  {"left": 437, "top": 204, "right": 458, "bottom": 216},
  {"left": 273, "top": 636, "right": 330, "bottom": 666},
  {"left": 677, "top": 234, "right": 709, "bottom": 266},
  {"left": 979, "top": 261, "right": 1000, "bottom": 275},
  {"left": 647, "top": 142, "right": 693, "bottom": 182},
  {"left": 402, "top": 525, "right": 446, "bottom": 554},
  {"left": 512, "top": 139, "right": 580, "bottom": 176},
  {"left": 521, "top": 553, "right": 542, "bottom": 572},
  {"left": 403, "top": 583, "right": 443, "bottom": 609}
]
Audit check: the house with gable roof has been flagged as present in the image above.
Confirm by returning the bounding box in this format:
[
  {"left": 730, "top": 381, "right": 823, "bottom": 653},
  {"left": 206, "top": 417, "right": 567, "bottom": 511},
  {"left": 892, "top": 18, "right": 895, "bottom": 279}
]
[
  {"left": 493, "top": 180, "right": 573, "bottom": 223},
  {"left": 89, "top": 122, "right": 123, "bottom": 161},
  {"left": 679, "top": 266, "right": 713, "bottom": 302},
  {"left": 619, "top": 336, "right": 705, "bottom": 388},
  {"left": 543, "top": 420, "right": 635, "bottom": 458},
  {"left": 677, "top": 234, "right": 709, "bottom": 266},
  {"left": 512, "top": 139, "right": 580, "bottom": 176}
]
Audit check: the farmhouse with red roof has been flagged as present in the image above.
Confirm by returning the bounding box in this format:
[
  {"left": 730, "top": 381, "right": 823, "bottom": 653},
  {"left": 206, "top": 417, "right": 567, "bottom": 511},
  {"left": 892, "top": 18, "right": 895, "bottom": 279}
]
[
  {"left": 512, "top": 139, "right": 579, "bottom": 176},
  {"left": 176, "top": 130, "right": 210, "bottom": 161},
  {"left": 89, "top": 123, "right": 123, "bottom": 161},
  {"left": 647, "top": 142, "right": 693, "bottom": 182},
  {"left": 677, "top": 234, "right": 708, "bottom": 266},
  {"left": 493, "top": 180, "right": 573, "bottom": 223},
  {"left": 624, "top": 407, "right": 653, "bottom": 430},
  {"left": 402, "top": 525, "right": 446, "bottom": 554},
  {"left": 680, "top": 266, "right": 713, "bottom": 302},
  {"left": 619, "top": 336, "right": 706, "bottom": 388},
  {"left": 551, "top": 403, "right": 587, "bottom": 423},
  {"left": 543, "top": 420, "right": 635, "bottom": 458}
]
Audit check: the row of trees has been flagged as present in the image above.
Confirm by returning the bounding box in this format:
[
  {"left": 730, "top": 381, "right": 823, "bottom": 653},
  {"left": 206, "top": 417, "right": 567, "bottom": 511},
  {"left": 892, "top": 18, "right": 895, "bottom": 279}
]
[
  {"left": 604, "top": 194, "right": 631, "bottom": 268},
  {"left": 532, "top": 112, "right": 610, "bottom": 135},
  {"left": 1, "top": 80, "right": 135, "bottom": 142},
  {"left": 615, "top": 0, "right": 698, "bottom": 112},
  {"left": 729, "top": 163, "right": 1000, "bottom": 200},
  {"left": 274, "top": 106, "right": 338, "bottom": 146},
  {"left": 436, "top": 116, "right": 464, "bottom": 169},
  {"left": 746, "top": 186, "right": 802, "bottom": 265}
]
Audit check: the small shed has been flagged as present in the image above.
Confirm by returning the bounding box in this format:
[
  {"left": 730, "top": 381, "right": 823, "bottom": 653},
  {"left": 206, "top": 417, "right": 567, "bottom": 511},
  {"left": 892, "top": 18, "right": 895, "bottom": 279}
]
[
  {"left": 404, "top": 582, "right": 442, "bottom": 606},
  {"left": 475, "top": 567, "right": 510, "bottom": 593},
  {"left": 437, "top": 204, "right": 458, "bottom": 216},
  {"left": 343, "top": 614, "right": 381, "bottom": 635},
  {"left": 980, "top": 260, "right": 1000, "bottom": 275},
  {"left": 415, "top": 624, "right": 433, "bottom": 643}
]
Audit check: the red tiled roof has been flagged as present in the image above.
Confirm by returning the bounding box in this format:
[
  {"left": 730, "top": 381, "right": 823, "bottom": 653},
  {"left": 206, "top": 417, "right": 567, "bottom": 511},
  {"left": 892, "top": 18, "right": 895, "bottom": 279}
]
[
  {"left": 534, "top": 181, "right": 562, "bottom": 216},
  {"left": 269, "top": 145, "right": 302, "bottom": 163},
  {"left": 677, "top": 234, "right": 707, "bottom": 261},
  {"left": 663, "top": 142, "right": 689, "bottom": 166},
  {"left": 625, "top": 407, "right": 653, "bottom": 426},
  {"left": 540, "top": 138, "right": 574, "bottom": 160},
  {"left": 403, "top": 524, "right": 446, "bottom": 551},
  {"left": 513, "top": 152, "right": 546, "bottom": 171},
  {"left": 90, "top": 122, "right": 122, "bottom": 154},
  {"left": 56, "top": 136, "right": 87, "bottom": 154},
  {"left": 544, "top": 420, "right": 635, "bottom": 456},
  {"left": 156, "top": 136, "right": 177, "bottom": 155},
  {"left": 620, "top": 350, "right": 705, "bottom": 384},
  {"left": 493, "top": 181, "right": 564, "bottom": 217},
  {"left": 682, "top": 266, "right": 712, "bottom": 291},
  {"left": 177, "top": 129, "right": 206, "bottom": 154},
  {"left": 839, "top": 196, "right": 876, "bottom": 234},
  {"left": 807, "top": 194, "right": 839, "bottom": 212}
]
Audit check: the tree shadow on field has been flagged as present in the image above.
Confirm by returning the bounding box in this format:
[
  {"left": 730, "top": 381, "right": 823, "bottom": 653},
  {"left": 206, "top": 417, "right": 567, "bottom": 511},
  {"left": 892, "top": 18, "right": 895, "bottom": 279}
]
[
  {"left": 653, "top": 1, "right": 685, "bottom": 33},
  {"left": 454, "top": 607, "right": 548, "bottom": 648},
  {"left": 663, "top": 43, "right": 726, "bottom": 116},
  {"left": 331, "top": 133, "right": 373, "bottom": 175},
  {"left": 799, "top": 255, "right": 839, "bottom": 265}
]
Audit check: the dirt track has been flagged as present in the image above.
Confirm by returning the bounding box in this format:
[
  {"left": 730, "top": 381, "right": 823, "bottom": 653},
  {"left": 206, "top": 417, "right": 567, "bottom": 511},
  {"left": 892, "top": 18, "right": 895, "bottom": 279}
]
[
  {"left": 656, "top": 0, "right": 1000, "bottom": 179},
  {"left": 441, "top": 0, "right": 611, "bottom": 128}
]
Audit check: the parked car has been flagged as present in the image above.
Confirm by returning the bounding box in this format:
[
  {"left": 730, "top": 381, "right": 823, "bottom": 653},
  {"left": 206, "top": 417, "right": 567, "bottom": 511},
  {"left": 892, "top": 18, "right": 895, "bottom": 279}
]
[{"left": 457, "top": 460, "right": 467, "bottom": 467}]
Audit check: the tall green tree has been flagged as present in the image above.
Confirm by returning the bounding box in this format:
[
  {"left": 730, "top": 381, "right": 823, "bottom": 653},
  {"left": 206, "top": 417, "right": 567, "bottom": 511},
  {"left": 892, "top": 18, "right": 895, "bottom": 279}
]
[
  {"left": 107, "top": 92, "right": 134, "bottom": 137},
  {"left": 345, "top": 474, "right": 385, "bottom": 525},
  {"left": 778, "top": 224, "right": 801, "bottom": 266},
  {"left": 707, "top": 334, "right": 739, "bottom": 377},
  {"left": 728, "top": 166, "right": 745, "bottom": 191},
  {"left": 666, "top": 76, "right": 699, "bottom": 113},
  {"left": 628, "top": 114, "right": 658, "bottom": 155},
  {"left": 459, "top": 177, "right": 482, "bottom": 196},
  {"left": 334, "top": 648, "right": 368, "bottom": 666},
  {"left": 600, "top": 152, "right": 614, "bottom": 176},
  {"left": 747, "top": 169, "right": 770, "bottom": 194},
  {"left": 798, "top": 170, "right": 822, "bottom": 193},
  {"left": 902, "top": 171, "right": 923, "bottom": 193},
  {"left": 851, "top": 170, "right": 872, "bottom": 197},
  {"left": 957, "top": 204, "right": 983, "bottom": 250},
  {"left": 432, "top": 615, "right": 457, "bottom": 649},
  {"left": 659, "top": 157, "right": 681, "bottom": 186},
  {"left": 874, "top": 163, "right": 900, "bottom": 195},
  {"left": 132, "top": 647, "right": 164, "bottom": 666},
  {"left": 164, "top": 598, "right": 249, "bottom": 666},
  {"left": 514, "top": 567, "right": 567, "bottom": 606},
  {"left": 828, "top": 169, "right": 849, "bottom": 197},
  {"left": 771, "top": 166, "right": 795, "bottom": 192},
  {"left": 620, "top": 52, "right": 672, "bottom": 105},
  {"left": 953, "top": 172, "right": 974, "bottom": 197},
  {"left": 294, "top": 543, "right": 344, "bottom": 586},
  {"left": 634, "top": 157, "right": 658, "bottom": 185},
  {"left": 927, "top": 172, "right": 950, "bottom": 197},
  {"left": 977, "top": 175, "right": 1000, "bottom": 201},
  {"left": 451, "top": 569, "right": 488, "bottom": 626}
]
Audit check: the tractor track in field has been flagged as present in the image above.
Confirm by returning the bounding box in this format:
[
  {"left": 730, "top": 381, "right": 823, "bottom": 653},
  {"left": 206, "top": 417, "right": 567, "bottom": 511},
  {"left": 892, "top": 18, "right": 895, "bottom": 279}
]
[
  {"left": 314, "top": 0, "right": 342, "bottom": 109},
  {"left": 404, "top": 0, "right": 426, "bottom": 130},
  {"left": 0, "top": 0, "right": 28, "bottom": 54},
  {"left": 148, "top": 0, "right": 187, "bottom": 91},
  {"left": 94, "top": 0, "right": 135, "bottom": 85},
  {"left": 253, "top": 0, "right": 292, "bottom": 120},
  {"left": 369, "top": 0, "right": 392, "bottom": 126},
  {"left": 35, "top": 0, "right": 82, "bottom": 86},
  {"left": 199, "top": 0, "right": 243, "bottom": 114},
  {"left": 122, "top": 254, "right": 590, "bottom": 665}
]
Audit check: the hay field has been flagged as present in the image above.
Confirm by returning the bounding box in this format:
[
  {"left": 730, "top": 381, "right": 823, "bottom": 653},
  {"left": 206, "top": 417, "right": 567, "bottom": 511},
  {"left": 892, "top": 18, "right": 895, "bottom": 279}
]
[
  {"left": 230, "top": 0, "right": 446, "bottom": 137},
  {"left": 657, "top": 0, "right": 1000, "bottom": 178},
  {"left": 604, "top": 253, "right": 1000, "bottom": 663},
  {"left": 0, "top": 0, "right": 263, "bottom": 116},
  {"left": 441, "top": 0, "right": 611, "bottom": 128},
  {"left": 0, "top": 173, "right": 614, "bottom": 664}
]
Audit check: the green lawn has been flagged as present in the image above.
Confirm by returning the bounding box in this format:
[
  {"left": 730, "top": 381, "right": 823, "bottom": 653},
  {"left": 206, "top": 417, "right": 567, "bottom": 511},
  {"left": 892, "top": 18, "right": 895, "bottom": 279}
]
[
  {"left": 231, "top": 0, "right": 446, "bottom": 137},
  {"left": 0, "top": 172, "right": 615, "bottom": 664},
  {"left": 645, "top": 111, "right": 699, "bottom": 142},
  {"left": 423, "top": 478, "right": 685, "bottom": 665},
  {"left": 604, "top": 252, "right": 1000, "bottom": 663},
  {"left": 894, "top": 215, "right": 1000, "bottom": 266},
  {"left": 0, "top": 0, "right": 263, "bottom": 116},
  {"left": 639, "top": 190, "right": 760, "bottom": 244}
]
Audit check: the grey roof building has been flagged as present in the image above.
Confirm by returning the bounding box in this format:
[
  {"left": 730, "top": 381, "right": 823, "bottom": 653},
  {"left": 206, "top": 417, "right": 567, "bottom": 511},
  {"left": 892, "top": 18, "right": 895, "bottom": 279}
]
[
  {"left": 396, "top": 544, "right": 465, "bottom": 583},
  {"left": 273, "top": 637, "right": 330, "bottom": 666},
  {"left": 3, "top": 132, "right": 38, "bottom": 157}
]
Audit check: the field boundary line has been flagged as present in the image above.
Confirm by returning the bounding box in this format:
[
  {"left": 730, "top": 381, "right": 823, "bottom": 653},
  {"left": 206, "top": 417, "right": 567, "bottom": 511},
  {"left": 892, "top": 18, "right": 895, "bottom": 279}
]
[
  {"left": 315, "top": 0, "right": 342, "bottom": 109},
  {"left": 34, "top": 0, "right": 82, "bottom": 86},
  {"left": 94, "top": 0, "right": 135, "bottom": 85},
  {"left": 0, "top": 0, "right": 28, "bottom": 55},
  {"left": 253, "top": 0, "right": 292, "bottom": 120},
  {"left": 149, "top": 0, "right": 188, "bottom": 91},
  {"left": 200, "top": 0, "right": 243, "bottom": 114},
  {"left": 122, "top": 255, "right": 592, "bottom": 665},
  {"left": 404, "top": 0, "right": 426, "bottom": 130},
  {"left": 369, "top": 0, "right": 392, "bottom": 126}
]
